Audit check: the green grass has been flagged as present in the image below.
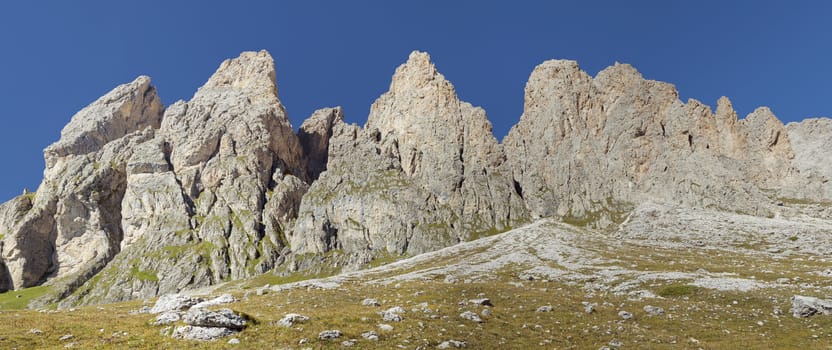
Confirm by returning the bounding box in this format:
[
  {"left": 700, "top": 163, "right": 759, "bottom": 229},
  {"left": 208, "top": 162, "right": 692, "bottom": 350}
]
[
  {"left": 130, "top": 266, "right": 159, "bottom": 282},
  {"left": 0, "top": 285, "right": 53, "bottom": 310},
  {"left": 656, "top": 283, "right": 699, "bottom": 297},
  {"left": 2, "top": 266, "right": 831, "bottom": 349}
]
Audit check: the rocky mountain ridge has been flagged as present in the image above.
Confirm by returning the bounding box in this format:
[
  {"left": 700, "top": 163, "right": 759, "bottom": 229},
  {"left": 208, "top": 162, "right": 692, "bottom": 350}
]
[{"left": 0, "top": 50, "right": 829, "bottom": 307}]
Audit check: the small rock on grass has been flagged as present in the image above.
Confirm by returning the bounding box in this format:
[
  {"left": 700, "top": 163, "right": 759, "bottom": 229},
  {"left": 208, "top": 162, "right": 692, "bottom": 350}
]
[
  {"left": 362, "top": 331, "right": 380, "bottom": 341},
  {"left": 379, "top": 324, "right": 394, "bottom": 332},
  {"left": 469, "top": 298, "right": 493, "bottom": 306},
  {"left": 191, "top": 294, "right": 236, "bottom": 309},
  {"left": 277, "top": 313, "right": 310, "bottom": 328},
  {"left": 536, "top": 305, "right": 553, "bottom": 313},
  {"left": 183, "top": 308, "right": 246, "bottom": 330},
  {"left": 318, "top": 330, "right": 343, "bottom": 340},
  {"left": 618, "top": 311, "right": 633, "bottom": 320},
  {"left": 460, "top": 311, "right": 483, "bottom": 323},
  {"left": 643, "top": 305, "right": 665, "bottom": 316},
  {"left": 437, "top": 339, "right": 467, "bottom": 348},
  {"left": 362, "top": 298, "right": 381, "bottom": 306},
  {"left": 172, "top": 326, "right": 235, "bottom": 341},
  {"left": 582, "top": 301, "right": 596, "bottom": 314},
  {"left": 150, "top": 294, "right": 203, "bottom": 314},
  {"left": 228, "top": 338, "right": 240, "bottom": 345},
  {"left": 790, "top": 295, "right": 832, "bottom": 318},
  {"left": 153, "top": 310, "right": 181, "bottom": 325}
]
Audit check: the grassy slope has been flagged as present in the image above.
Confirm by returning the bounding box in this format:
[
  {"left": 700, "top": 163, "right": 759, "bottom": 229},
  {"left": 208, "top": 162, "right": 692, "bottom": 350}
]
[
  {"left": 2, "top": 211, "right": 832, "bottom": 349},
  {"left": 1, "top": 265, "right": 831, "bottom": 349}
]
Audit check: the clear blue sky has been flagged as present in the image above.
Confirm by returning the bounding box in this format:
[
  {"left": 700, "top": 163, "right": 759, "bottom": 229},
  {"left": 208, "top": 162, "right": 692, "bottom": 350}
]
[{"left": 0, "top": 1, "right": 829, "bottom": 201}]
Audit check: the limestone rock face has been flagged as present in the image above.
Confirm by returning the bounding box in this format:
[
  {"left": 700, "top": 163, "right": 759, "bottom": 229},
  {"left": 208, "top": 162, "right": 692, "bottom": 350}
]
[
  {"left": 298, "top": 107, "right": 344, "bottom": 181},
  {"left": 292, "top": 51, "right": 527, "bottom": 261},
  {"left": 64, "top": 50, "right": 309, "bottom": 305},
  {"left": 786, "top": 118, "right": 832, "bottom": 200},
  {"left": 43, "top": 76, "right": 163, "bottom": 167},
  {"left": 0, "top": 76, "right": 162, "bottom": 296},
  {"left": 503, "top": 61, "right": 796, "bottom": 223}
]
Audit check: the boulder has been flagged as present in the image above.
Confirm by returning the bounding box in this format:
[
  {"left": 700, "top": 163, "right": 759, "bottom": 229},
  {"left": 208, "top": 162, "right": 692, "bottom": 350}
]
[
  {"left": 790, "top": 295, "right": 832, "bottom": 318},
  {"left": 183, "top": 308, "right": 246, "bottom": 330}
]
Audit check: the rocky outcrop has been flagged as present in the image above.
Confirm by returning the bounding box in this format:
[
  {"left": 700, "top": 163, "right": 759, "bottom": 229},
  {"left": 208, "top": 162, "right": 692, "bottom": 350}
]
[
  {"left": 786, "top": 118, "right": 832, "bottom": 201},
  {"left": 62, "top": 50, "right": 308, "bottom": 305},
  {"left": 298, "top": 107, "right": 344, "bottom": 181},
  {"left": 291, "top": 51, "right": 527, "bottom": 262},
  {"left": 503, "top": 60, "right": 798, "bottom": 224},
  {"left": 0, "top": 76, "right": 162, "bottom": 298}
]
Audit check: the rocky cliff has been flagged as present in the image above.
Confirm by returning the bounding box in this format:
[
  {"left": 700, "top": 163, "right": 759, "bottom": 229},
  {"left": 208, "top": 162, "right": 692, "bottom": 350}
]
[
  {"left": 786, "top": 118, "right": 832, "bottom": 201},
  {"left": 503, "top": 61, "right": 801, "bottom": 225},
  {"left": 292, "top": 51, "right": 527, "bottom": 261},
  {"left": 0, "top": 50, "right": 829, "bottom": 307}
]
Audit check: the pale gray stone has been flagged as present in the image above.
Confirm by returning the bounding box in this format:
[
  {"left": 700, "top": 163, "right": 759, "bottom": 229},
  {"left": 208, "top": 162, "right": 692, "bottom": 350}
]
[
  {"left": 791, "top": 295, "right": 832, "bottom": 318},
  {"left": 149, "top": 294, "right": 204, "bottom": 314},
  {"left": 643, "top": 305, "right": 665, "bottom": 316},
  {"left": 361, "top": 298, "right": 381, "bottom": 307},
  {"left": 192, "top": 294, "right": 236, "bottom": 309},
  {"left": 459, "top": 311, "right": 482, "bottom": 323},
  {"left": 318, "top": 330, "right": 342, "bottom": 340},
  {"left": 361, "top": 331, "right": 379, "bottom": 341},
  {"left": 277, "top": 313, "right": 310, "bottom": 328},
  {"left": 536, "top": 305, "right": 553, "bottom": 313},
  {"left": 183, "top": 308, "right": 246, "bottom": 330},
  {"left": 171, "top": 325, "right": 235, "bottom": 341},
  {"left": 437, "top": 340, "right": 467, "bottom": 348},
  {"left": 153, "top": 310, "right": 181, "bottom": 325}
]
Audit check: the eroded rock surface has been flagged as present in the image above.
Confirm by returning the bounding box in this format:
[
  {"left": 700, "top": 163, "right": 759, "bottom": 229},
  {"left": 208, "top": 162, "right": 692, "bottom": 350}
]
[
  {"left": 292, "top": 51, "right": 527, "bottom": 263},
  {"left": 786, "top": 118, "right": 832, "bottom": 201},
  {"left": 0, "top": 76, "right": 162, "bottom": 301},
  {"left": 503, "top": 61, "right": 800, "bottom": 224},
  {"left": 62, "top": 50, "right": 308, "bottom": 305}
]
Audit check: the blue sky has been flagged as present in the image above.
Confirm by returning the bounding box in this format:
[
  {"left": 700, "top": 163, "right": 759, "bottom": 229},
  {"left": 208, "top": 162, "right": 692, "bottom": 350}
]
[{"left": 0, "top": 1, "right": 829, "bottom": 201}]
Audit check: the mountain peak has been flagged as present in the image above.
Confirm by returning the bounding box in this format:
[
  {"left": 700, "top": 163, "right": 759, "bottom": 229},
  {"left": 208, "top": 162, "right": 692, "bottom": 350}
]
[
  {"left": 387, "top": 50, "right": 449, "bottom": 94},
  {"left": 201, "top": 50, "right": 278, "bottom": 103},
  {"left": 43, "top": 75, "right": 163, "bottom": 168}
]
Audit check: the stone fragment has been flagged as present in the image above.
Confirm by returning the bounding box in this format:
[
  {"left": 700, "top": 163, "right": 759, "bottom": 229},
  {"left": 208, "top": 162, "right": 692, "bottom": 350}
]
[
  {"left": 791, "top": 295, "right": 832, "bottom": 318},
  {"left": 318, "top": 330, "right": 343, "bottom": 340},
  {"left": 460, "top": 311, "right": 483, "bottom": 323},
  {"left": 172, "top": 326, "right": 235, "bottom": 341},
  {"left": 536, "top": 305, "right": 553, "bottom": 313},
  {"left": 437, "top": 340, "right": 467, "bottom": 348},
  {"left": 277, "top": 313, "right": 310, "bottom": 328},
  {"left": 192, "top": 294, "right": 236, "bottom": 309},
  {"left": 150, "top": 294, "right": 204, "bottom": 314},
  {"left": 361, "top": 298, "right": 381, "bottom": 307},
  {"left": 643, "top": 305, "right": 665, "bottom": 316},
  {"left": 183, "top": 308, "right": 246, "bottom": 330}
]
